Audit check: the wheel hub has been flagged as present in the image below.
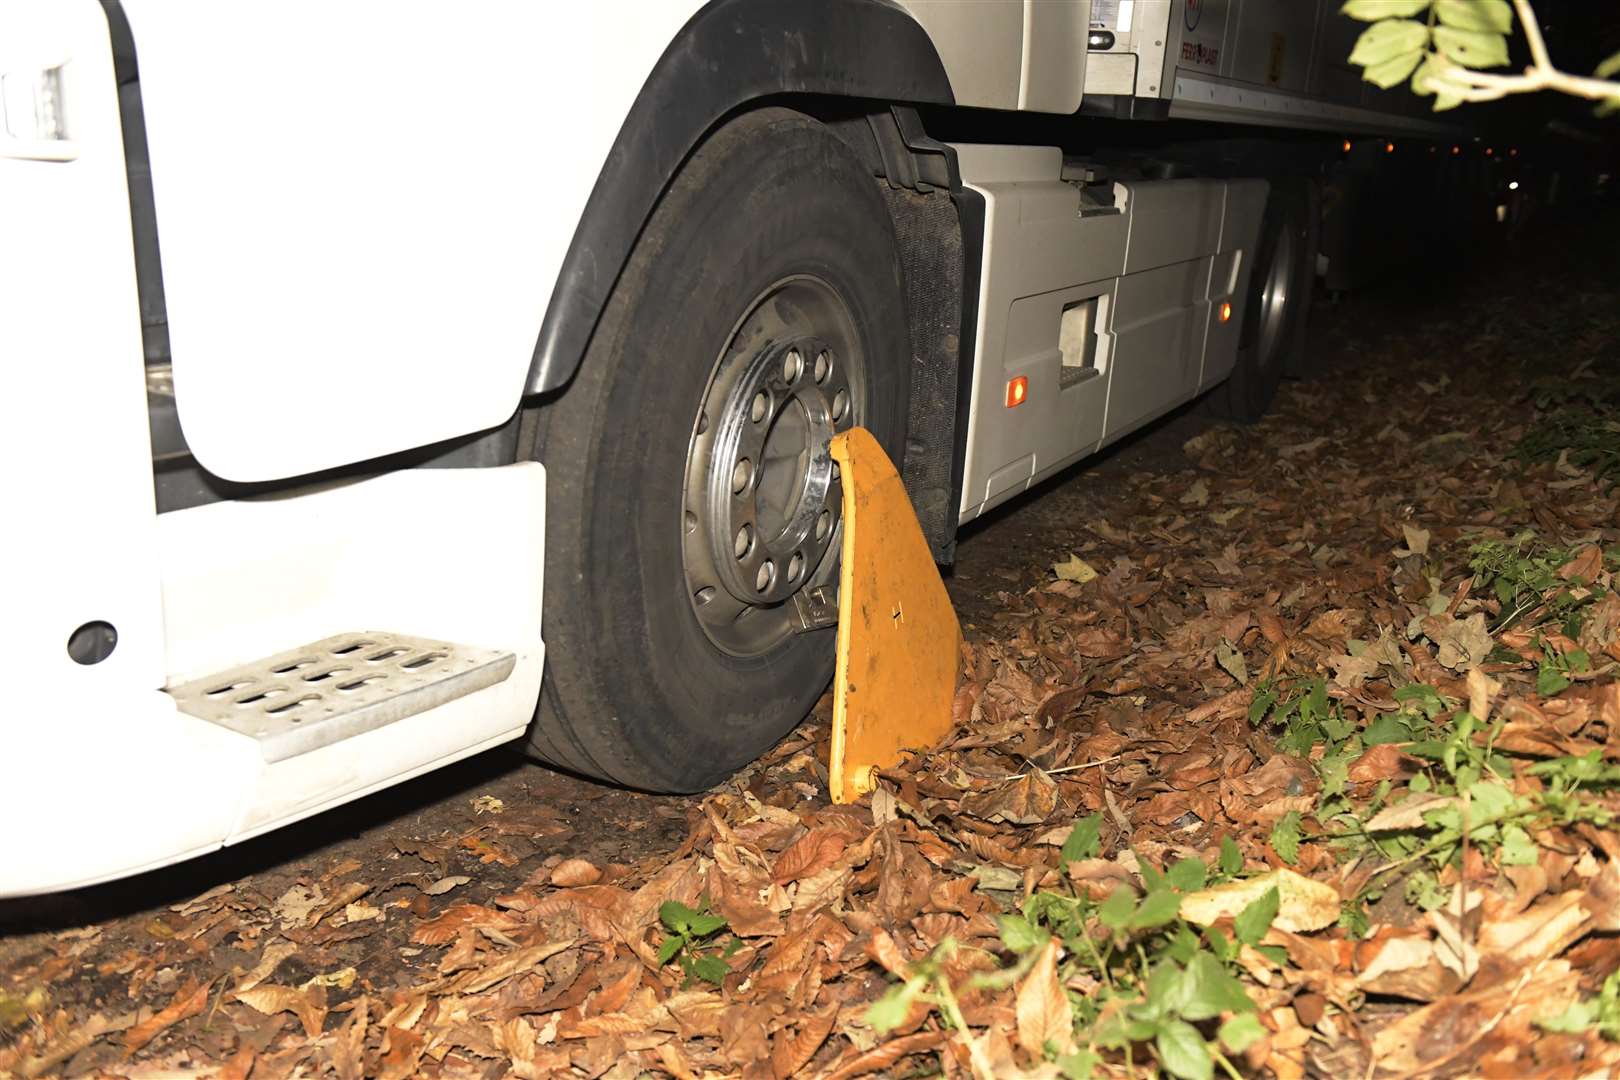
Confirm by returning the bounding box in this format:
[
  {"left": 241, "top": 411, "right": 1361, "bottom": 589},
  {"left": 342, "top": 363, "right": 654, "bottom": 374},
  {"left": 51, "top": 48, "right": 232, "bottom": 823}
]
[
  {"left": 705, "top": 337, "right": 848, "bottom": 604},
  {"left": 683, "top": 278, "right": 860, "bottom": 657}
]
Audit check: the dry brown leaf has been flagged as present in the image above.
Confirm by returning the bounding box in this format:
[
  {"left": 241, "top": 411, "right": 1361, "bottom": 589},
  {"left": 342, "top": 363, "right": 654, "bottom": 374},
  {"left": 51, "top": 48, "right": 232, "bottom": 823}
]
[
  {"left": 551, "top": 859, "right": 603, "bottom": 887},
  {"left": 122, "top": 978, "right": 209, "bottom": 1053},
  {"left": 235, "top": 983, "right": 328, "bottom": 1039},
  {"left": 331, "top": 995, "right": 368, "bottom": 1080},
  {"left": 770, "top": 1009, "right": 837, "bottom": 1080},
  {"left": 1015, "top": 937, "right": 1073, "bottom": 1058},
  {"left": 461, "top": 939, "right": 576, "bottom": 994},
  {"left": 772, "top": 826, "right": 850, "bottom": 884}
]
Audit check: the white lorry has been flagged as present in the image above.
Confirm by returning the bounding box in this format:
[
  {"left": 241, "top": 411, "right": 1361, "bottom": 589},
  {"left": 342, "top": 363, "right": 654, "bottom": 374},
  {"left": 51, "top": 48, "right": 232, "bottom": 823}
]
[{"left": 3, "top": 0, "right": 1474, "bottom": 895}]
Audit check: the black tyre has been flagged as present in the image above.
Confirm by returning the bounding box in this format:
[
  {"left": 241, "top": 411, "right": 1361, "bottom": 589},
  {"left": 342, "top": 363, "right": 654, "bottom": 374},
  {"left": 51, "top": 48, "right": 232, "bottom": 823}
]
[
  {"left": 1206, "top": 177, "right": 1315, "bottom": 422},
  {"left": 528, "top": 108, "right": 910, "bottom": 792}
]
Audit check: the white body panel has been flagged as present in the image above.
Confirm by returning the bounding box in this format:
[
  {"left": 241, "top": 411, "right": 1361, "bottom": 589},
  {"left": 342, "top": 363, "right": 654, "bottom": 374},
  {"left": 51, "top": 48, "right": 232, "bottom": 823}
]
[
  {"left": 2, "top": 464, "right": 546, "bottom": 897},
  {"left": 120, "top": 1, "right": 705, "bottom": 483},
  {"left": 895, "top": 0, "right": 1090, "bottom": 113},
  {"left": 952, "top": 145, "right": 1266, "bottom": 524}
]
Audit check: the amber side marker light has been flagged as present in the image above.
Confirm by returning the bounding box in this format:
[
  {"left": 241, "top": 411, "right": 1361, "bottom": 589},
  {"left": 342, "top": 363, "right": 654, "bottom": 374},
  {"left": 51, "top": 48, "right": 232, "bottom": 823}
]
[
  {"left": 1005, "top": 376, "right": 1028, "bottom": 408},
  {"left": 1219, "top": 301, "right": 1233, "bottom": 323},
  {"left": 1341, "top": 138, "right": 1352, "bottom": 153},
  {"left": 1385, "top": 141, "right": 1395, "bottom": 153}
]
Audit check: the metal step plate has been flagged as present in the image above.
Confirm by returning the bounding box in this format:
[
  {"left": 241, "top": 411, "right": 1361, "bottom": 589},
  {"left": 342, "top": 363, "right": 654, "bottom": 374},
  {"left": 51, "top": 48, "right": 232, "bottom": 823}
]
[{"left": 166, "top": 632, "right": 516, "bottom": 762}]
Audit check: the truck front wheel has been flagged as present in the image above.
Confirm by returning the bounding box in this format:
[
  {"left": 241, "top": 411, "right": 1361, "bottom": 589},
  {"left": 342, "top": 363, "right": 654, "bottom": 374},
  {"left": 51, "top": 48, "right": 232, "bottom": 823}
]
[{"left": 528, "top": 108, "right": 910, "bottom": 792}]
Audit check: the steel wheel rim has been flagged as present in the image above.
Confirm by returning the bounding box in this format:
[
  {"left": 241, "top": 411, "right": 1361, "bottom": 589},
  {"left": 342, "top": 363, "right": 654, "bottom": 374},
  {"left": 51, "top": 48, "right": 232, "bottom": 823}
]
[
  {"left": 682, "top": 276, "right": 862, "bottom": 657},
  {"left": 1256, "top": 224, "right": 1298, "bottom": 370}
]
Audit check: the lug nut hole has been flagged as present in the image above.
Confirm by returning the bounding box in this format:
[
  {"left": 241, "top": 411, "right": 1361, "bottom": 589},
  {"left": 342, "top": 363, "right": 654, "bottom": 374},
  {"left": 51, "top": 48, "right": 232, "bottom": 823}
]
[
  {"left": 814, "top": 351, "right": 831, "bottom": 383},
  {"left": 684, "top": 510, "right": 697, "bottom": 534},
  {"left": 782, "top": 349, "right": 803, "bottom": 384},
  {"left": 815, "top": 509, "right": 831, "bottom": 541},
  {"left": 750, "top": 390, "right": 770, "bottom": 423},
  {"left": 734, "top": 523, "right": 753, "bottom": 560},
  {"left": 756, "top": 560, "right": 775, "bottom": 592},
  {"left": 831, "top": 389, "right": 849, "bottom": 422},
  {"left": 694, "top": 586, "right": 716, "bottom": 605},
  {"left": 787, "top": 552, "right": 804, "bottom": 583},
  {"left": 731, "top": 457, "right": 753, "bottom": 495}
]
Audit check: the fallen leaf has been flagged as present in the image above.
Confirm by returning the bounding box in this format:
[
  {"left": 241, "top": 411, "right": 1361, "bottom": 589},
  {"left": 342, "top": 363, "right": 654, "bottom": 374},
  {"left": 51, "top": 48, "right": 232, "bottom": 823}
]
[
  {"left": 1015, "top": 937, "right": 1073, "bottom": 1057},
  {"left": 1181, "top": 869, "right": 1340, "bottom": 933},
  {"left": 1053, "top": 554, "right": 1098, "bottom": 584},
  {"left": 235, "top": 983, "right": 327, "bottom": 1039},
  {"left": 122, "top": 978, "right": 209, "bottom": 1052},
  {"left": 550, "top": 859, "right": 603, "bottom": 888},
  {"left": 424, "top": 875, "right": 472, "bottom": 896}
]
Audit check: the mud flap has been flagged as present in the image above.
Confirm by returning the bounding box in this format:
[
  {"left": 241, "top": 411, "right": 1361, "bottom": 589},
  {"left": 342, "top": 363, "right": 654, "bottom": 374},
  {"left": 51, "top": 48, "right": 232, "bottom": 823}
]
[{"left": 827, "top": 428, "right": 962, "bottom": 803}]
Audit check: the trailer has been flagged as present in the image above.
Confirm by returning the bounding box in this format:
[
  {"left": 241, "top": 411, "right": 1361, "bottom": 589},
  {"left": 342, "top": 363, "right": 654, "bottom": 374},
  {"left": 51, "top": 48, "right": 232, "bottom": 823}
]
[{"left": 2, "top": 0, "right": 1490, "bottom": 896}]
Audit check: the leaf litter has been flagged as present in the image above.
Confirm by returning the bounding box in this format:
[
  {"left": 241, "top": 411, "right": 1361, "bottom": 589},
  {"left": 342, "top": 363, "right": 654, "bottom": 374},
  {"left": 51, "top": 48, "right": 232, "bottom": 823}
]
[{"left": 3, "top": 245, "right": 1620, "bottom": 1077}]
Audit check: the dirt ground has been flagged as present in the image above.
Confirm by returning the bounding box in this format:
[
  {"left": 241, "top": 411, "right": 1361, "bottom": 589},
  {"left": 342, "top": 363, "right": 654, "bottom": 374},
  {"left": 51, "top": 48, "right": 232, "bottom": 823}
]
[{"left": 3, "top": 214, "right": 1619, "bottom": 1079}]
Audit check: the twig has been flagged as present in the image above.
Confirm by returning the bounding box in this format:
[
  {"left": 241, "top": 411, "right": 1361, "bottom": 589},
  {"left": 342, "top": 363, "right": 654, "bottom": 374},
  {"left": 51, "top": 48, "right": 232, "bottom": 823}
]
[{"left": 1420, "top": 0, "right": 1620, "bottom": 106}]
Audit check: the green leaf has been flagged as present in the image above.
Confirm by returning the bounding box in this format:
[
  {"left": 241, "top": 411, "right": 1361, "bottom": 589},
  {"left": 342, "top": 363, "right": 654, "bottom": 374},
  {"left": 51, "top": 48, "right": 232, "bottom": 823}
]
[
  {"left": 1131, "top": 889, "right": 1184, "bottom": 930},
  {"left": 686, "top": 953, "right": 729, "bottom": 984},
  {"left": 1341, "top": 0, "right": 1431, "bottom": 18},
  {"left": 1219, "top": 835, "right": 1243, "bottom": 877},
  {"left": 1538, "top": 663, "right": 1572, "bottom": 697},
  {"left": 659, "top": 900, "right": 699, "bottom": 933},
  {"left": 1538, "top": 999, "right": 1597, "bottom": 1033},
  {"left": 1178, "top": 952, "right": 1257, "bottom": 1021},
  {"left": 685, "top": 912, "right": 729, "bottom": 939},
  {"left": 1435, "top": 0, "right": 1512, "bottom": 33},
  {"left": 1139, "top": 858, "right": 1168, "bottom": 893},
  {"left": 1146, "top": 960, "right": 1187, "bottom": 1016},
  {"left": 1364, "top": 48, "right": 1426, "bottom": 88},
  {"left": 1061, "top": 814, "right": 1103, "bottom": 865},
  {"left": 1099, "top": 888, "right": 1137, "bottom": 930},
  {"left": 1058, "top": 1048, "right": 1102, "bottom": 1080},
  {"left": 1156, "top": 1018, "right": 1215, "bottom": 1080},
  {"left": 1219, "top": 1012, "right": 1266, "bottom": 1053},
  {"left": 1349, "top": 19, "right": 1431, "bottom": 69},
  {"left": 1204, "top": 925, "right": 1237, "bottom": 963},
  {"left": 1365, "top": 711, "right": 1422, "bottom": 743},
  {"left": 1271, "top": 811, "right": 1302, "bottom": 865},
  {"left": 1234, "top": 887, "right": 1280, "bottom": 946},
  {"left": 656, "top": 933, "right": 686, "bottom": 966},
  {"left": 1500, "top": 824, "right": 1539, "bottom": 866},
  {"left": 1395, "top": 683, "right": 1447, "bottom": 718},
  {"left": 998, "top": 914, "right": 1047, "bottom": 954},
  {"left": 1598, "top": 49, "right": 1620, "bottom": 80},
  {"left": 865, "top": 976, "right": 925, "bottom": 1033},
  {"left": 1433, "top": 25, "right": 1510, "bottom": 68},
  {"left": 1167, "top": 857, "right": 1209, "bottom": 893}
]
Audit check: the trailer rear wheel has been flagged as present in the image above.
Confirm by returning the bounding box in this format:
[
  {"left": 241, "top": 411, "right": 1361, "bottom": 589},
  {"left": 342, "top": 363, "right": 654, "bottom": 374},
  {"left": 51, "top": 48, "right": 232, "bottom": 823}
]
[
  {"left": 1207, "top": 178, "right": 1314, "bottom": 422},
  {"left": 527, "top": 108, "right": 909, "bottom": 792}
]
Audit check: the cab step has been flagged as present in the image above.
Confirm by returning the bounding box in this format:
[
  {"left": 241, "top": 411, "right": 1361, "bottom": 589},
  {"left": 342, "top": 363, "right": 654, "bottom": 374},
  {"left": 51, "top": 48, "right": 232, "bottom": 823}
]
[{"left": 165, "top": 632, "right": 516, "bottom": 762}]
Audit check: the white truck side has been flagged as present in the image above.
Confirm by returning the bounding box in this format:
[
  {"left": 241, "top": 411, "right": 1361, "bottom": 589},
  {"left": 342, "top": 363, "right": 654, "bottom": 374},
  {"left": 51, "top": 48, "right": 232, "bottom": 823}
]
[{"left": 1, "top": 0, "right": 1472, "bottom": 896}]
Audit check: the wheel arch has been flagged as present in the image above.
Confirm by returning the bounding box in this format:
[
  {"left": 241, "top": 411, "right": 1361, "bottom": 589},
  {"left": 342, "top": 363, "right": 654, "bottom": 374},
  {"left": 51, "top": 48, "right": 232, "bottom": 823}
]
[{"left": 523, "top": 0, "right": 955, "bottom": 397}]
